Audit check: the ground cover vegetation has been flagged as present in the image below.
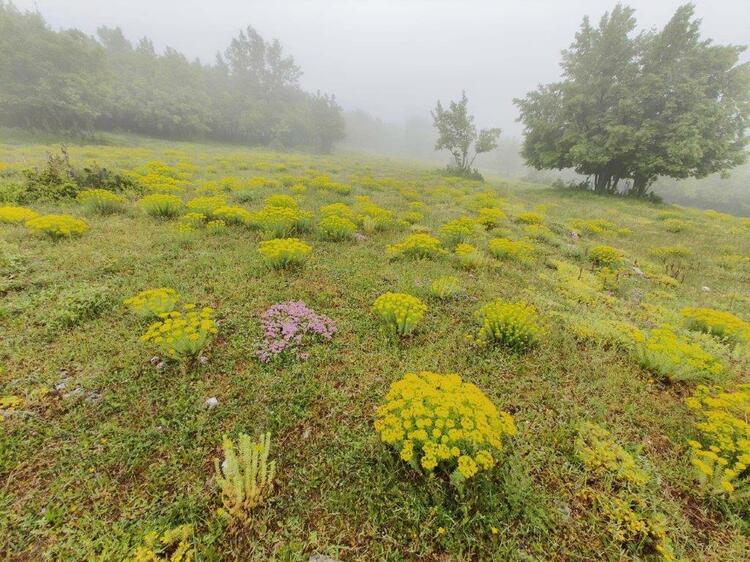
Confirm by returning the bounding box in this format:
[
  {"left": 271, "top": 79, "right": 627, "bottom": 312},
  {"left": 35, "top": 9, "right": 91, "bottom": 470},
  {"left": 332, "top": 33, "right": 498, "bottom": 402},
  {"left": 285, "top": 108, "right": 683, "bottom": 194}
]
[{"left": 0, "top": 132, "right": 749, "bottom": 560}]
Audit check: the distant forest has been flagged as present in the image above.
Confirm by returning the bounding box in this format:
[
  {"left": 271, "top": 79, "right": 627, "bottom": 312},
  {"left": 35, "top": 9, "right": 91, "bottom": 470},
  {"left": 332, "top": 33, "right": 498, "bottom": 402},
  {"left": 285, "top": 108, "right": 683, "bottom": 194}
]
[{"left": 0, "top": 2, "right": 345, "bottom": 151}]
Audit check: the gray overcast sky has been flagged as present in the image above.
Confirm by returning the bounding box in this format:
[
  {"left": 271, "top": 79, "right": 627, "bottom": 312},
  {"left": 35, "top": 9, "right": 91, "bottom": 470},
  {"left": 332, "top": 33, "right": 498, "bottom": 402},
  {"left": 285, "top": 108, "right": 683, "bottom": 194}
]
[{"left": 14, "top": 0, "right": 750, "bottom": 136}]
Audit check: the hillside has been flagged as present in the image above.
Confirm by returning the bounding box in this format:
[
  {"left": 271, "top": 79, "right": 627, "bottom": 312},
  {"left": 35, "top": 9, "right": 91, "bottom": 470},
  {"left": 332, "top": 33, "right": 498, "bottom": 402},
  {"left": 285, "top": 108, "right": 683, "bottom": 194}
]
[{"left": 1, "top": 135, "right": 749, "bottom": 561}]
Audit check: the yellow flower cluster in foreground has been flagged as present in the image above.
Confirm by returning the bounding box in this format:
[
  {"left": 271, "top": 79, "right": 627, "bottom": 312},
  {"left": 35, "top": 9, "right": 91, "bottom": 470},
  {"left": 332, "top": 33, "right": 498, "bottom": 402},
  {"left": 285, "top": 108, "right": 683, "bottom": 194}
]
[
  {"left": 131, "top": 524, "right": 193, "bottom": 562},
  {"left": 372, "top": 292, "right": 427, "bottom": 336},
  {"left": 124, "top": 288, "right": 180, "bottom": 318},
  {"left": 375, "top": 371, "right": 516, "bottom": 486},
  {"left": 25, "top": 214, "right": 89, "bottom": 239},
  {"left": 682, "top": 307, "right": 750, "bottom": 343},
  {"left": 140, "top": 305, "right": 218, "bottom": 360},
  {"left": 0, "top": 205, "right": 40, "bottom": 223},
  {"left": 257, "top": 237, "right": 312, "bottom": 268},
  {"left": 635, "top": 326, "right": 723, "bottom": 382},
  {"left": 686, "top": 384, "right": 750, "bottom": 497}
]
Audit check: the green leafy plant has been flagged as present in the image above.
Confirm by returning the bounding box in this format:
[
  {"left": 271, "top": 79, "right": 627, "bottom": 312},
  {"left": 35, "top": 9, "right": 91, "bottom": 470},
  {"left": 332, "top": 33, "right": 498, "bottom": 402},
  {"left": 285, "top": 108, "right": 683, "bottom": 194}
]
[
  {"left": 76, "top": 188, "right": 126, "bottom": 214},
  {"left": 488, "top": 237, "right": 535, "bottom": 262},
  {"left": 429, "top": 275, "right": 462, "bottom": 299},
  {"left": 387, "top": 233, "right": 444, "bottom": 259},
  {"left": 214, "top": 432, "right": 277, "bottom": 525},
  {"left": 472, "top": 300, "right": 542, "bottom": 351},
  {"left": 139, "top": 194, "right": 182, "bottom": 218},
  {"left": 633, "top": 326, "right": 724, "bottom": 382},
  {"left": 318, "top": 214, "right": 357, "bottom": 240}
]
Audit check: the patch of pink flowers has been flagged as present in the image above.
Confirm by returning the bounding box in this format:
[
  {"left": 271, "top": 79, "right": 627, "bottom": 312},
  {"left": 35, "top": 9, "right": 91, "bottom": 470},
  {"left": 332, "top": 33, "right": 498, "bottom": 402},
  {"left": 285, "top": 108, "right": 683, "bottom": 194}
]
[{"left": 256, "top": 300, "right": 337, "bottom": 363}]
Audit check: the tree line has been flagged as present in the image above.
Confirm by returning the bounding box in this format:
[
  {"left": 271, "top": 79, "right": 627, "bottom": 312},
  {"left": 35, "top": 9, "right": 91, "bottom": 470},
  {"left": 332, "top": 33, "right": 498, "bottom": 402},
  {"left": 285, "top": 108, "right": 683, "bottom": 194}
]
[{"left": 0, "top": 2, "right": 345, "bottom": 152}]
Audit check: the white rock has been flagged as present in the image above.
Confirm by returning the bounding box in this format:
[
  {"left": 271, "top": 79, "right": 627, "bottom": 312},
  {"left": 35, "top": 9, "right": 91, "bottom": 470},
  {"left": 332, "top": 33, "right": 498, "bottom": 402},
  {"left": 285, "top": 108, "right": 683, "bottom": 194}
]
[
  {"left": 701, "top": 286, "right": 711, "bottom": 293},
  {"left": 205, "top": 397, "right": 219, "bottom": 409}
]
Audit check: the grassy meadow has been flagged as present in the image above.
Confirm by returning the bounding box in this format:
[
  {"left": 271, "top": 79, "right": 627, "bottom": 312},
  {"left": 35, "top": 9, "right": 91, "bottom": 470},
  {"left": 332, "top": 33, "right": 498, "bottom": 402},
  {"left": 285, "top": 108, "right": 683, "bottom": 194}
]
[{"left": 1, "top": 135, "right": 749, "bottom": 561}]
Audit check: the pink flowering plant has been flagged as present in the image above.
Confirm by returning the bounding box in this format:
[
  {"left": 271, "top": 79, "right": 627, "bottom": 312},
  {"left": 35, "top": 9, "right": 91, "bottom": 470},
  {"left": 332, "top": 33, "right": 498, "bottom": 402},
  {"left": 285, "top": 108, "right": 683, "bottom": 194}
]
[{"left": 256, "top": 301, "right": 337, "bottom": 363}]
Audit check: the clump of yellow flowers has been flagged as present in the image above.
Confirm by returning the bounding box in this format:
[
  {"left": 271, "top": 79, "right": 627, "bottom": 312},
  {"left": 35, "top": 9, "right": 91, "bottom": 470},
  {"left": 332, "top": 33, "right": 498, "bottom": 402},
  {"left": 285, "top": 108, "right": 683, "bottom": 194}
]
[
  {"left": 439, "top": 216, "right": 478, "bottom": 246},
  {"left": 124, "top": 288, "right": 180, "bottom": 318},
  {"left": 487, "top": 238, "right": 535, "bottom": 262},
  {"left": 318, "top": 214, "right": 357, "bottom": 240},
  {"left": 575, "top": 422, "right": 649, "bottom": 487},
  {"left": 257, "top": 237, "right": 312, "bottom": 268},
  {"left": 372, "top": 292, "right": 427, "bottom": 336},
  {"left": 130, "top": 524, "right": 193, "bottom": 562},
  {"left": 0, "top": 205, "right": 40, "bottom": 224},
  {"left": 575, "top": 422, "right": 675, "bottom": 561},
  {"left": 140, "top": 305, "right": 218, "bottom": 362},
  {"left": 634, "top": 326, "right": 724, "bottom": 383},
  {"left": 686, "top": 384, "right": 750, "bottom": 498},
  {"left": 589, "top": 245, "right": 624, "bottom": 270},
  {"left": 375, "top": 371, "right": 516, "bottom": 487},
  {"left": 472, "top": 300, "right": 543, "bottom": 351},
  {"left": 682, "top": 307, "right": 750, "bottom": 344},
  {"left": 387, "top": 233, "right": 444, "bottom": 259},
  {"left": 25, "top": 214, "right": 89, "bottom": 239},
  {"left": 185, "top": 195, "right": 226, "bottom": 216},
  {"left": 139, "top": 194, "right": 183, "bottom": 218},
  {"left": 211, "top": 205, "right": 252, "bottom": 225}
]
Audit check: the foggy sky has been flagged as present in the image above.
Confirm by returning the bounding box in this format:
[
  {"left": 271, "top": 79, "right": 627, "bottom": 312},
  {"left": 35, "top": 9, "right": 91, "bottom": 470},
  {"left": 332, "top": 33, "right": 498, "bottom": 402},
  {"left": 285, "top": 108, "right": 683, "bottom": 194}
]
[{"left": 14, "top": 0, "right": 750, "bottom": 136}]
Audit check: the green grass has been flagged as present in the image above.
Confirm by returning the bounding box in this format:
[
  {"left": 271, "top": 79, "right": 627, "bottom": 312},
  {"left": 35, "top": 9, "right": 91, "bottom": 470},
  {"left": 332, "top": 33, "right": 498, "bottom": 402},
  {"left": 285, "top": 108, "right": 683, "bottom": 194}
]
[{"left": 1, "top": 134, "right": 749, "bottom": 560}]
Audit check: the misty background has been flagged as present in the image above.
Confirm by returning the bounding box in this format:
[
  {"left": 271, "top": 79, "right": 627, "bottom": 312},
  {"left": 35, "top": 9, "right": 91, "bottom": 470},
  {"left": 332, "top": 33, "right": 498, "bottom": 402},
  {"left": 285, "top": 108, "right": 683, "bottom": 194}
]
[{"left": 8, "top": 0, "right": 750, "bottom": 211}]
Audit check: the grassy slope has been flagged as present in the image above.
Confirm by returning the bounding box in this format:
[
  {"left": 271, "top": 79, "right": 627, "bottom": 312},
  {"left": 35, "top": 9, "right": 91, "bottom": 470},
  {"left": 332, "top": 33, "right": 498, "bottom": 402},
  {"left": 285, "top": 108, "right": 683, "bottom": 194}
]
[{"left": 1, "top": 135, "right": 749, "bottom": 561}]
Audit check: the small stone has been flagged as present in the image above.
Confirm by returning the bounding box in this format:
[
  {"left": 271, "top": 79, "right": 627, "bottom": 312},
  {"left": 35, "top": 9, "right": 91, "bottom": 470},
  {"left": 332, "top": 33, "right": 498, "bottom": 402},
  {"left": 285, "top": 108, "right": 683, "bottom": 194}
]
[
  {"left": 204, "top": 397, "right": 219, "bottom": 409},
  {"left": 149, "top": 356, "right": 161, "bottom": 366},
  {"left": 199, "top": 355, "right": 209, "bottom": 364},
  {"left": 62, "top": 388, "right": 83, "bottom": 400},
  {"left": 354, "top": 233, "right": 367, "bottom": 242},
  {"left": 156, "top": 361, "right": 166, "bottom": 370},
  {"left": 309, "top": 556, "right": 343, "bottom": 562},
  {"left": 54, "top": 379, "right": 70, "bottom": 391},
  {"left": 701, "top": 286, "right": 711, "bottom": 293},
  {"left": 631, "top": 266, "right": 644, "bottom": 276}
]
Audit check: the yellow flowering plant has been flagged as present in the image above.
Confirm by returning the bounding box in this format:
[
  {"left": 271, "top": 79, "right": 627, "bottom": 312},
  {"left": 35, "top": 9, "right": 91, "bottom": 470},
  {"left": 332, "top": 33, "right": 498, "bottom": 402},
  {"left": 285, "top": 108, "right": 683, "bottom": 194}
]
[
  {"left": 472, "top": 300, "right": 543, "bottom": 351},
  {"left": 375, "top": 371, "right": 516, "bottom": 488},
  {"left": 25, "top": 214, "right": 89, "bottom": 239},
  {"left": 516, "top": 211, "right": 544, "bottom": 224},
  {"left": 211, "top": 205, "right": 253, "bottom": 225},
  {"left": 258, "top": 237, "right": 312, "bottom": 268},
  {"left": 439, "top": 216, "right": 478, "bottom": 246},
  {"left": 686, "top": 384, "right": 750, "bottom": 498},
  {"left": 140, "top": 305, "right": 218, "bottom": 365},
  {"left": 575, "top": 422, "right": 649, "bottom": 487},
  {"left": 318, "top": 214, "right": 357, "bottom": 240},
  {"left": 250, "top": 206, "right": 312, "bottom": 237},
  {"left": 589, "top": 245, "right": 624, "bottom": 269},
  {"left": 488, "top": 238, "right": 535, "bottom": 262},
  {"left": 634, "top": 326, "right": 724, "bottom": 383},
  {"left": 387, "top": 233, "right": 444, "bottom": 259},
  {"left": 320, "top": 202, "right": 355, "bottom": 220},
  {"left": 76, "top": 188, "right": 126, "bottom": 214},
  {"left": 130, "top": 524, "right": 193, "bottom": 562},
  {"left": 123, "top": 288, "right": 180, "bottom": 318},
  {"left": 372, "top": 292, "right": 427, "bottom": 336},
  {"left": 682, "top": 307, "right": 750, "bottom": 343},
  {"left": 264, "top": 194, "right": 298, "bottom": 208},
  {"left": 476, "top": 207, "right": 506, "bottom": 229},
  {"left": 430, "top": 276, "right": 462, "bottom": 299},
  {"left": 455, "top": 243, "right": 486, "bottom": 269},
  {"left": 139, "top": 194, "right": 182, "bottom": 218},
  {"left": 178, "top": 212, "right": 207, "bottom": 227},
  {"left": 0, "top": 205, "right": 40, "bottom": 224}
]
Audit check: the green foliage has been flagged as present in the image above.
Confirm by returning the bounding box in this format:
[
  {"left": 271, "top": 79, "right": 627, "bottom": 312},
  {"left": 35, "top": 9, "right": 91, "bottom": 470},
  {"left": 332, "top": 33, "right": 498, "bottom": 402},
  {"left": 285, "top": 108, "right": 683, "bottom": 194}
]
[
  {"left": 432, "top": 91, "right": 501, "bottom": 175},
  {"left": 77, "top": 189, "right": 126, "bottom": 214},
  {"left": 250, "top": 206, "right": 312, "bottom": 237},
  {"left": 454, "top": 243, "right": 485, "bottom": 270},
  {"left": 439, "top": 216, "right": 478, "bottom": 246},
  {"left": 575, "top": 422, "right": 649, "bottom": 487},
  {"left": 472, "top": 300, "right": 542, "bottom": 351},
  {"left": 49, "top": 285, "right": 110, "bottom": 329},
  {"left": 139, "top": 194, "right": 182, "bottom": 218},
  {"left": 372, "top": 292, "right": 427, "bottom": 336},
  {"left": 130, "top": 524, "right": 193, "bottom": 562},
  {"left": 429, "top": 275, "right": 462, "bottom": 299},
  {"left": 214, "top": 432, "right": 277, "bottom": 525},
  {"left": 0, "top": 5, "right": 345, "bottom": 150},
  {"left": 515, "top": 4, "right": 750, "bottom": 196}
]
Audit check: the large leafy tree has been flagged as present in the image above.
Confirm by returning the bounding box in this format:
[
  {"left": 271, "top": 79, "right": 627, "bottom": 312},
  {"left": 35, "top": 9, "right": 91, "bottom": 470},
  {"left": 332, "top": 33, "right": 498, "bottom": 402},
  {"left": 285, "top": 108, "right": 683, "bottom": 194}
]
[
  {"left": 432, "top": 91, "right": 501, "bottom": 175},
  {"left": 515, "top": 3, "right": 750, "bottom": 196}
]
